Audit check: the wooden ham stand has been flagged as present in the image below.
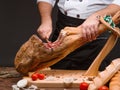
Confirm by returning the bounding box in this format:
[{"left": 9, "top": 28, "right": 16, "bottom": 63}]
[
  {"left": 84, "top": 12, "right": 120, "bottom": 76},
  {"left": 23, "top": 12, "right": 120, "bottom": 89}
]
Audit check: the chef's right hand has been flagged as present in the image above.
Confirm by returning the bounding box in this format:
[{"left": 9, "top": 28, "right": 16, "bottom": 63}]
[{"left": 37, "top": 23, "right": 52, "bottom": 40}]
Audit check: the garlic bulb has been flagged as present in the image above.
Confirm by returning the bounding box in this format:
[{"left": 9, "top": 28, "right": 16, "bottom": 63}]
[{"left": 17, "top": 79, "right": 28, "bottom": 88}]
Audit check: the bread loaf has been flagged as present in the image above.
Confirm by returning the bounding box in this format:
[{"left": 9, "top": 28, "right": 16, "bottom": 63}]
[
  {"left": 88, "top": 58, "right": 120, "bottom": 90},
  {"left": 109, "top": 70, "right": 120, "bottom": 90}
]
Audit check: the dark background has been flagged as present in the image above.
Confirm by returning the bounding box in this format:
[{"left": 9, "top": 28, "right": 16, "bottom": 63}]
[
  {"left": 0, "top": 0, "right": 120, "bottom": 67},
  {"left": 0, "top": 0, "right": 39, "bottom": 66}
]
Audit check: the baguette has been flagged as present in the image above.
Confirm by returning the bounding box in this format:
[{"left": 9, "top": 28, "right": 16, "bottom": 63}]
[
  {"left": 88, "top": 58, "right": 120, "bottom": 90},
  {"left": 109, "top": 70, "right": 120, "bottom": 90}
]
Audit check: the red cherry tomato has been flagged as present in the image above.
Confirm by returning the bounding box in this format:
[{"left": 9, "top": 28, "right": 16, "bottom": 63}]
[
  {"left": 37, "top": 73, "right": 45, "bottom": 80},
  {"left": 98, "top": 86, "right": 109, "bottom": 90},
  {"left": 79, "top": 82, "right": 89, "bottom": 90},
  {"left": 31, "top": 73, "right": 38, "bottom": 81}
]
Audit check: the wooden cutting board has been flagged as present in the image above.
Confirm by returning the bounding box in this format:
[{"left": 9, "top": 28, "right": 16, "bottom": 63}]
[{"left": 24, "top": 70, "right": 94, "bottom": 88}]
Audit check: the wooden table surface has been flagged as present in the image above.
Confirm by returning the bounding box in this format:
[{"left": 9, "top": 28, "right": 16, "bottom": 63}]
[
  {"left": 0, "top": 67, "right": 80, "bottom": 90},
  {"left": 0, "top": 67, "right": 22, "bottom": 90}
]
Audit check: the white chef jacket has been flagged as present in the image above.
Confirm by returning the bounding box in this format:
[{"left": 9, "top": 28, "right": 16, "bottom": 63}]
[{"left": 37, "top": 0, "right": 120, "bottom": 19}]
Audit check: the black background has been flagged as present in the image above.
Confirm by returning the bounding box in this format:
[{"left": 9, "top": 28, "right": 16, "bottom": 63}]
[
  {"left": 0, "top": 0, "right": 39, "bottom": 66},
  {"left": 0, "top": 0, "right": 120, "bottom": 67}
]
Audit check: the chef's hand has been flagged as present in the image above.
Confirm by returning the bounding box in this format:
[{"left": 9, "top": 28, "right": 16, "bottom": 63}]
[
  {"left": 78, "top": 15, "right": 100, "bottom": 41},
  {"left": 37, "top": 22, "right": 52, "bottom": 40}
]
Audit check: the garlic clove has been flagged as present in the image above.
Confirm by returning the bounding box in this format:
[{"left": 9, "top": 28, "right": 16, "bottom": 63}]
[{"left": 17, "top": 79, "right": 28, "bottom": 88}]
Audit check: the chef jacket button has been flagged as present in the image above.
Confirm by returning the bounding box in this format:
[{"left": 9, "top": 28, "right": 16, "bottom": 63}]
[
  {"left": 77, "top": 14, "right": 80, "bottom": 18},
  {"left": 79, "top": 0, "right": 82, "bottom": 2},
  {"left": 64, "top": 11, "right": 67, "bottom": 16}
]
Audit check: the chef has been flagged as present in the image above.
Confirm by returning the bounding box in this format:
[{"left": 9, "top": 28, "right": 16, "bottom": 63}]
[{"left": 36, "top": 0, "right": 120, "bottom": 71}]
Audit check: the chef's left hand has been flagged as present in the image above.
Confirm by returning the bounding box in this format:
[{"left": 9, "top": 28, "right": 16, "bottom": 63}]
[{"left": 78, "top": 15, "right": 100, "bottom": 41}]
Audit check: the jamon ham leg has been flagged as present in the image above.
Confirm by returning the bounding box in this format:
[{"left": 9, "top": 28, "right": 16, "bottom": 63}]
[{"left": 14, "top": 11, "right": 120, "bottom": 75}]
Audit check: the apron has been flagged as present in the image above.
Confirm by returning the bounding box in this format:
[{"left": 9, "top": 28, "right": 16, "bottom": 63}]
[{"left": 50, "top": 10, "right": 110, "bottom": 71}]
